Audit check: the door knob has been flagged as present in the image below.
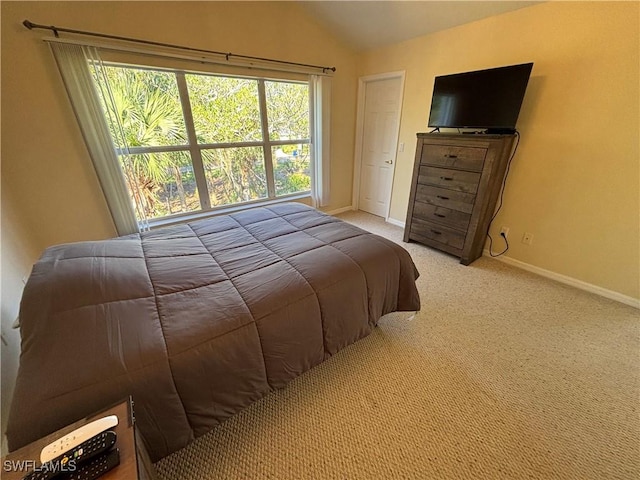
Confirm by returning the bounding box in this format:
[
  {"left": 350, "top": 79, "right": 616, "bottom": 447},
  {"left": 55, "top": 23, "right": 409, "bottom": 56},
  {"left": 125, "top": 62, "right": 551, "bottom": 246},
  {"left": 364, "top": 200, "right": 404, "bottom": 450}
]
[{"left": 384, "top": 160, "right": 393, "bottom": 164}]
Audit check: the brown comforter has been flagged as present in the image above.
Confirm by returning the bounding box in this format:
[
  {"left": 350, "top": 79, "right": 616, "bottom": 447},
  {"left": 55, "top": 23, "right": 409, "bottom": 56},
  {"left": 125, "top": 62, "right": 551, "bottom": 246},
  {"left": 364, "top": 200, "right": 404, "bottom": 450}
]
[{"left": 7, "top": 203, "right": 420, "bottom": 461}]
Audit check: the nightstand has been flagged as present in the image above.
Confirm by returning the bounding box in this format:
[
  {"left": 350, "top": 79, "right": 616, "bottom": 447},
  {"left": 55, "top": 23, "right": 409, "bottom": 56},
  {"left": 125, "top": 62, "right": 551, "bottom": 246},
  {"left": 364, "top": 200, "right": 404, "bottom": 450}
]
[{"left": 1, "top": 398, "right": 156, "bottom": 480}]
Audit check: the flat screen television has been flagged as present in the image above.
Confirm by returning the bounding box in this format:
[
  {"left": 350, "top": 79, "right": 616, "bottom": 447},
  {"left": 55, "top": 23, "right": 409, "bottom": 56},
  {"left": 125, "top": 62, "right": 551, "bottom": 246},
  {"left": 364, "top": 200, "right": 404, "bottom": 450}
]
[{"left": 427, "top": 62, "right": 533, "bottom": 133}]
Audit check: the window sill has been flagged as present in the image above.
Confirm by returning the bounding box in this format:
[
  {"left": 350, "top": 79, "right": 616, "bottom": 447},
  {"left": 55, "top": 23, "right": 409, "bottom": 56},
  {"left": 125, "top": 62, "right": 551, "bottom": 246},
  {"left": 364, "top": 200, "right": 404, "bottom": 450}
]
[{"left": 147, "top": 193, "right": 312, "bottom": 230}]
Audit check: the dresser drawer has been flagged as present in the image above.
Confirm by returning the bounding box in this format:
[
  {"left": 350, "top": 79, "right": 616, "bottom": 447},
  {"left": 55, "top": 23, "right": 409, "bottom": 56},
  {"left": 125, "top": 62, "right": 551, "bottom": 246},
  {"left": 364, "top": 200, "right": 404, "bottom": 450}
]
[
  {"left": 418, "top": 166, "right": 481, "bottom": 194},
  {"left": 410, "top": 218, "right": 466, "bottom": 250},
  {"left": 421, "top": 144, "right": 486, "bottom": 172},
  {"left": 412, "top": 201, "right": 471, "bottom": 231},
  {"left": 415, "top": 185, "right": 476, "bottom": 214}
]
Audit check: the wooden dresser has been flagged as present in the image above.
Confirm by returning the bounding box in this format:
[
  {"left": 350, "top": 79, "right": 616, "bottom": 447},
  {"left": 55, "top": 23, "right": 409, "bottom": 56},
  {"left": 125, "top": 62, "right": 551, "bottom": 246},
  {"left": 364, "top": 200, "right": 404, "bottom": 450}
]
[{"left": 404, "top": 133, "right": 515, "bottom": 265}]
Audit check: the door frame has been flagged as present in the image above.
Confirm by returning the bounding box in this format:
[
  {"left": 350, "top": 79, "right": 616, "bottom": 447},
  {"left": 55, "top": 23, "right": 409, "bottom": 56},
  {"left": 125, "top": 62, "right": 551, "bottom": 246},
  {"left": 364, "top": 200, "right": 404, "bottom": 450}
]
[{"left": 352, "top": 70, "right": 406, "bottom": 221}]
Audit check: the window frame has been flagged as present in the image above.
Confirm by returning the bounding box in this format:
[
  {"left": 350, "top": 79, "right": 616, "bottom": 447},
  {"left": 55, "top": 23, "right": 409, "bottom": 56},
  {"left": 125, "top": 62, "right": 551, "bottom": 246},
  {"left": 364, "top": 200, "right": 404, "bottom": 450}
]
[{"left": 105, "top": 64, "right": 312, "bottom": 226}]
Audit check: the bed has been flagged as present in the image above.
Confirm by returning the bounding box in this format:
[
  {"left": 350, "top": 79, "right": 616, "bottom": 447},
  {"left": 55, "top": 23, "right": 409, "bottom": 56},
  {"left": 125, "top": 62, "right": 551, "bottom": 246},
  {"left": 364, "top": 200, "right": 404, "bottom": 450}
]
[{"left": 6, "top": 203, "right": 420, "bottom": 461}]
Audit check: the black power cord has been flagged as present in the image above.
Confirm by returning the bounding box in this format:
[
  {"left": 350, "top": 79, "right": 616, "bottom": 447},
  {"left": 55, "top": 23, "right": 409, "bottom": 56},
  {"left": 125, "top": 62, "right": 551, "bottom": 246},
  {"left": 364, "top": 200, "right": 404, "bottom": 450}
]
[
  {"left": 488, "top": 229, "right": 510, "bottom": 257},
  {"left": 487, "top": 130, "right": 520, "bottom": 257}
]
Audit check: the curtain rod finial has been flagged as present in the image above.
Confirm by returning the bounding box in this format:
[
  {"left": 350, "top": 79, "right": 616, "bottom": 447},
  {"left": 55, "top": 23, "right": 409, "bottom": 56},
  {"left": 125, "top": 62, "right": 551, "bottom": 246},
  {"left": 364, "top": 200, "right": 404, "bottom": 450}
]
[{"left": 23, "top": 20, "right": 35, "bottom": 29}]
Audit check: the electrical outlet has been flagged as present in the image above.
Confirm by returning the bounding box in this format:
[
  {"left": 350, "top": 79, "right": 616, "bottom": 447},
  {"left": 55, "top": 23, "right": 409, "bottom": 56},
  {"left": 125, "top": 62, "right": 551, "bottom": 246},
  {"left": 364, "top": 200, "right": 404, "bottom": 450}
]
[
  {"left": 522, "top": 232, "right": 534, "bottom": 245},
  {"left": 500, "top": 226, "right": 510, "bottom": 238}
]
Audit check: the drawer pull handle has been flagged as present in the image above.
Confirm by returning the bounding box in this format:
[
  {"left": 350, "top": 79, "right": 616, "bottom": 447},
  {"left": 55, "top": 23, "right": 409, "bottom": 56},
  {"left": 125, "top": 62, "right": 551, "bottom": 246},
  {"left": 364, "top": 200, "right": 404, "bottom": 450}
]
[
  {"left": 444, "top": 154, "right": 458, "bottom": 159},
  {"left": 431, "top": 229, "right": 442, "bottom": 235},
  {"left": 436, "top": 195, "right": 449, "bottom": 200},
  {"left": 440, "top": 176, "right": 454, "bottom": 181},
  {"left": 434, "top": 213, "right": 446, "bottom": 218}
]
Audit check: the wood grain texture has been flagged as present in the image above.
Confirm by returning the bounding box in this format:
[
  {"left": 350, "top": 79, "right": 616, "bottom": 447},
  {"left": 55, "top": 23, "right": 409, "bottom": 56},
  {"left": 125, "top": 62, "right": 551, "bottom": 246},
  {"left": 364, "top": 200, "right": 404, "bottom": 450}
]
[
  {"left": 420, "top": 144, "right": 486, "bottom": 172},
  {"left": 418, "top": 166, "right": 481, "bottom": 194},
  {"left": 412, "top": 202, "right": 471, "bottom": 231},
  {"left": 404, "top": 133, "right": 515, "bottom": 265},
  {"left": 414, "top": 185, "right": 476, "bottom": 214},
  {"left": 410, "top": 217, "right": 466, "bottom": 250}
]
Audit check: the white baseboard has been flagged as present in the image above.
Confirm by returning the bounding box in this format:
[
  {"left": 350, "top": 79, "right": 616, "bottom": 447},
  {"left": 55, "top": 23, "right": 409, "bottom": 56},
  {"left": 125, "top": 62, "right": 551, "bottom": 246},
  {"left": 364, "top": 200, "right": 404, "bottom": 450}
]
[
  {"left": 483, "top": 250, "right": 640, "bottom": 309},
  {"left": 325, "top": 205, "right": 354, "bottom": 215},
  {"left": 385, "top": 217, "right": 405, "bottom": 228}
]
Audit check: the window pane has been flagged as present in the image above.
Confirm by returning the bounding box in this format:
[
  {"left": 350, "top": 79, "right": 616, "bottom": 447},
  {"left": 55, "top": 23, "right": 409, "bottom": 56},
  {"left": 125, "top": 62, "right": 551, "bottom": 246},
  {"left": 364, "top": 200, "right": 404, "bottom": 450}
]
[
  {"left": 201, "top": 147, "right": 267, "bottom": 206},
  {"left": 96, "top": 67, "right": 187, "bottom": 147},
  {"left": 265, "top": 81, "right": 310, "bottom": 141},
  {"left": 120, "top": 151, "right": 200, "bottom": 219},
  {"left": 272, "top": 144, "right": 311, "bottom": 196},
  {"left": 186, "top": 75, "right": 262, "bottom": 144}
]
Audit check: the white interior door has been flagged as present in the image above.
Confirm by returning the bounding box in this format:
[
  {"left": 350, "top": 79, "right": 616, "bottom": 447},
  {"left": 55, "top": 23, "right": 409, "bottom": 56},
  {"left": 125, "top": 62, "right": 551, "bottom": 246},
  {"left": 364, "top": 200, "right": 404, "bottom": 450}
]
[{"left": 358, "top": 77, "right": 402, "bottom": 218}]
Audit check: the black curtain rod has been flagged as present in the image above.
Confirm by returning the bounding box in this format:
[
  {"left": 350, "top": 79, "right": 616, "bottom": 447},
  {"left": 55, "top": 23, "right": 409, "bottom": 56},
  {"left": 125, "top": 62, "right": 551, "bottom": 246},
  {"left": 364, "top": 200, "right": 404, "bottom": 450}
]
[{"left": 23, "top": 19, "right": 336, "bottom": 73}]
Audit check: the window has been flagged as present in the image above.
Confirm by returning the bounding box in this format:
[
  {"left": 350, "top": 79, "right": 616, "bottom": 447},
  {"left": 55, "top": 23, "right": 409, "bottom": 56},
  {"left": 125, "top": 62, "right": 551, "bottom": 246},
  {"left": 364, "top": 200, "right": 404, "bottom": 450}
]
[{"left": 94, "top": 65, "right": 311, "bottom": 223}]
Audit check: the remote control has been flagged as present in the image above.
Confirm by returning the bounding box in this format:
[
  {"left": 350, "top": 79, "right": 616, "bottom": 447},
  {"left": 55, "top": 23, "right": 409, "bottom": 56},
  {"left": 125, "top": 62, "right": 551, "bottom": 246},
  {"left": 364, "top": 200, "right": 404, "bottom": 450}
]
[
  {"left": 65, "top": 448, "right": 120, "bottom": 480},
  {"left": 22, "top": 431, "right": 117, "bottom": 480},
  {"left": 40, "top": 415, "right": 118, "bottom": 464}
]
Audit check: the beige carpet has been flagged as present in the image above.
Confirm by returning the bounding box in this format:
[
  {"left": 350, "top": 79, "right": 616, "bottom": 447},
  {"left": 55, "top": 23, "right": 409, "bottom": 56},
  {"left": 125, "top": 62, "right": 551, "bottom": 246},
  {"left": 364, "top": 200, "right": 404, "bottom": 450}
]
[{"left": 155, "top": 211, "right": 639, "bottom": 480}]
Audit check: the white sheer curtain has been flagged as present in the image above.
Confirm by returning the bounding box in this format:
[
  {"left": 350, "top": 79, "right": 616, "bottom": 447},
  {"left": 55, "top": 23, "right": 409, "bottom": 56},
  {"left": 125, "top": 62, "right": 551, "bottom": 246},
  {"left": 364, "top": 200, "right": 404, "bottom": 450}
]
[
  {"left": 310, "top": 75, "right": 331, "bottom": 207},
  {"left": 48, "top": 42, "right": 142, "bottom": 235}
]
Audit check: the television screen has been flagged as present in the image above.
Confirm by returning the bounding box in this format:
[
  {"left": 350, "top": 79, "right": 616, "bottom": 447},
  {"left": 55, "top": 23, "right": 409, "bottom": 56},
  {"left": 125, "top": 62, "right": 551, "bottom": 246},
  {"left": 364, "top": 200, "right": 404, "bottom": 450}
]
[{"left": 427, "top": 62, "right": 533, "bottom": 131}]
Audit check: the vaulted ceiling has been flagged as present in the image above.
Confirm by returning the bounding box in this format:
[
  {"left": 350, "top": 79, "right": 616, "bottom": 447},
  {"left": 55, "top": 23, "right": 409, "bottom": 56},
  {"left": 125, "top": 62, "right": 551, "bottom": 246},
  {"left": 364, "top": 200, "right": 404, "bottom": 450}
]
[{"left": 298, "top": 1, "right": 541, "bottom": 51}]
